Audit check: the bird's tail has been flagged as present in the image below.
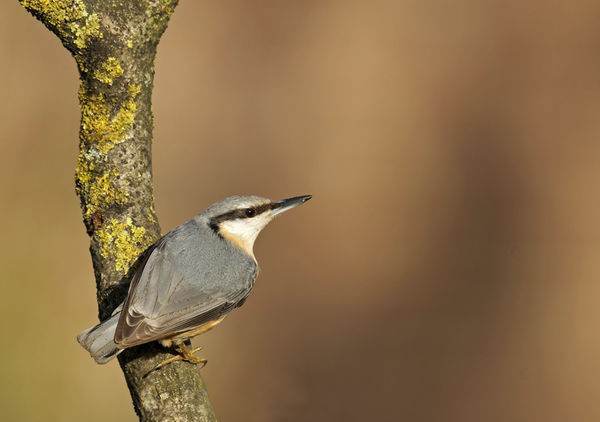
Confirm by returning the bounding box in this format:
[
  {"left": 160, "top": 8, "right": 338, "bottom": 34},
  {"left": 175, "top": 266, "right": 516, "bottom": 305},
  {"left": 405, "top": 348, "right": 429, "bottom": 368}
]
[{"left": 77, "top": 312, "right": 123, "bottom": 364}]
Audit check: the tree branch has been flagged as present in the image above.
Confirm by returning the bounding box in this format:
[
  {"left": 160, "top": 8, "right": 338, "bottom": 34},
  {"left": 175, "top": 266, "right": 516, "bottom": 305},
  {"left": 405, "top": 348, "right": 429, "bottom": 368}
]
[{"left": 19, "top": 1, "right": 217, "bottom": 420}]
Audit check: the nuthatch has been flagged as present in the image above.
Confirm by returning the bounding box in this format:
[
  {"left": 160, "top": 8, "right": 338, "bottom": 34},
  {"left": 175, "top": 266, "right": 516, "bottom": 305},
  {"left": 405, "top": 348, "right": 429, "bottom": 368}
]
[{"left": 77, "top": 194, "right": 312, "bottom": 369}]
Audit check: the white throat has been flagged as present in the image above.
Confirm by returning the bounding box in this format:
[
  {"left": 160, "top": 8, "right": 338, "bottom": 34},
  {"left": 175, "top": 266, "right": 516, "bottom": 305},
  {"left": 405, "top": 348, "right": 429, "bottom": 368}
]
[{"left": 218, "top": 214, "right": 271, "bottom": 258}]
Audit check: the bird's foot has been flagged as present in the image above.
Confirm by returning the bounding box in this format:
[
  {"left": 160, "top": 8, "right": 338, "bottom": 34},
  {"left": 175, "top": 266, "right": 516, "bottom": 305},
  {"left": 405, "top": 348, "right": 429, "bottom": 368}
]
[
  {"left": 177, "top": 344, "right": 207, "bottom": 367},
  {"left": 145, "top": 344, "right": 207, "bottom": 376}
]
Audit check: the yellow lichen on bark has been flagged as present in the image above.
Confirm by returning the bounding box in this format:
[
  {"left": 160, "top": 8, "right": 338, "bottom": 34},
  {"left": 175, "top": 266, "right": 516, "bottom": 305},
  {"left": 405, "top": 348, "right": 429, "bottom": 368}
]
[
  {"left": 79, "top": 83, "right": 140, "bottom": 154},
  {"left": 69, "top": 12, "right": 101, "bottom": 48},
  {"left": 94, "top": 57, "right": 124, "bottom": 85},
  {"left": 77, "top": 80, "right": 145, "bottom": 271},
  {"left": 19, "top": 0, "right": 102, "bottom": 49},
  {"left": 96, "top": 217, "right": 153, "bottom": 273},
  {"left": 75, "top": 155, "right": 128, "bottom": 219},
  {"left": 86, "top": 171, "right": 128, "bottom": 216}
]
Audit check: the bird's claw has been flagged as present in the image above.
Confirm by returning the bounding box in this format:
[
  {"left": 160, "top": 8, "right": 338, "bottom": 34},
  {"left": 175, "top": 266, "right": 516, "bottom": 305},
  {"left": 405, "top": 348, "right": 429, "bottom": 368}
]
[{"left": 144, "top": 344, "right": 207, "bottom": 377}]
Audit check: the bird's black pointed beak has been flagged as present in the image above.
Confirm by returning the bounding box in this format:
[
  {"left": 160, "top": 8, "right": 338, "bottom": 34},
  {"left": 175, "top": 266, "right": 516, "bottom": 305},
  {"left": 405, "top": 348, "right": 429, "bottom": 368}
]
[{"left": 271, "top": 195, "right": 312, "bottom": 216}]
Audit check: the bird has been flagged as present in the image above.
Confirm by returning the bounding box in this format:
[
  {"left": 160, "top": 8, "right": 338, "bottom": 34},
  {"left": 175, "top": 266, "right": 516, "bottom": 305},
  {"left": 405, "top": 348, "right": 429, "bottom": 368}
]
[{"left": 77, "top": 194, "right": 312, "bottom": 369}]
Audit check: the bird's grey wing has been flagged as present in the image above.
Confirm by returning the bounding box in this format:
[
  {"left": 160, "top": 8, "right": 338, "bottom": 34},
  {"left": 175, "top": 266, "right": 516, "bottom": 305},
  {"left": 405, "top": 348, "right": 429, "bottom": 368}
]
[{"left": 114, "top": 229, "right": 252, "bottom": 347}]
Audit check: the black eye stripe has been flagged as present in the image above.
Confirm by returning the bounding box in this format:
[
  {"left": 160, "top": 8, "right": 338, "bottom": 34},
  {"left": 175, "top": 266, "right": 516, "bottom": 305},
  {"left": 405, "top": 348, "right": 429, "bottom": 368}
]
[
  {"left": 209, "top": 203, "right": 272, "bottom": 231},
  {"left": 253, "top": 203, "right": 272, "bottom": 215}
]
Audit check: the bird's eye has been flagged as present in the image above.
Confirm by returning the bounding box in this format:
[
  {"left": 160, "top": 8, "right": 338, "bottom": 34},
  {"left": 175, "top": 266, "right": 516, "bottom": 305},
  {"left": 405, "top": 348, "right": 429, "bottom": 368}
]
[{"left": 245, "top": 208, "right": 256, "bottom": 218}]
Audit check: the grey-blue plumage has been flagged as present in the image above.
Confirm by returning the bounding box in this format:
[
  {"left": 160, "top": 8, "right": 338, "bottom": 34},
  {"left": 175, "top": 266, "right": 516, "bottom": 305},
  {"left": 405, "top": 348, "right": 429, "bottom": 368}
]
[
  {"left": 77, "top": 194, "right": 311, "bottom": 364},
  {"left": 116, "top": 219, "right": 257, "bottom": 347}
]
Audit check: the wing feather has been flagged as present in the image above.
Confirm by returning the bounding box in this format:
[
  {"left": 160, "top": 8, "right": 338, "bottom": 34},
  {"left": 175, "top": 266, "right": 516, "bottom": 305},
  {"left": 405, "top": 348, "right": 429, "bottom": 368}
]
[{"left": 114, "top": 223, "right": 254, "bottom": 347}]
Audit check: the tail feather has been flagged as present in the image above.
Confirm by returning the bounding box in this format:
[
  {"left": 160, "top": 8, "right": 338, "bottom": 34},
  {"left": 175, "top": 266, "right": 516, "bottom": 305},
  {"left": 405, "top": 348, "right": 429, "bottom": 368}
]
[{"left": 77, "top": 312, "right": 122, "bottom": 364}]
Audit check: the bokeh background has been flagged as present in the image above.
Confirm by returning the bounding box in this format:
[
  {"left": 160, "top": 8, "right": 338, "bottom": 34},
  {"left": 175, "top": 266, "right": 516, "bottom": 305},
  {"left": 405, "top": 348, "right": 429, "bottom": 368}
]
[{"left": 2, "top": 1, "right": 600, "bottom": 421}]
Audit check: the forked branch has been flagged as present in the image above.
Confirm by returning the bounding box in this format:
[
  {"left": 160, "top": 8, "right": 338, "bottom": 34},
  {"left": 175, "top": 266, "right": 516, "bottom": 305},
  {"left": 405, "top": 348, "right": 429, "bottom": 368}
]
[{"left": 19, "top": 1, "right": 217, "bottom": 420}]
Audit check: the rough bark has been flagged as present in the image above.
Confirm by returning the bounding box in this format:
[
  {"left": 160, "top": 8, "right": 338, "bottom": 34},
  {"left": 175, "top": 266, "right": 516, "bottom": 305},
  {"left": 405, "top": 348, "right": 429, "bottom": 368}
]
[{"left": 19, "top": 1, "right": 217, "bottom": 420}]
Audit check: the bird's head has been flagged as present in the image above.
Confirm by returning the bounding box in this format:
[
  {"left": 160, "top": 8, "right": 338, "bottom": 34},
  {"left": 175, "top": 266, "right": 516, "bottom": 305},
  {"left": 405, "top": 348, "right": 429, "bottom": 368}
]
[{"left": 201, "top": 194, "right": 312, "bottom": 257}]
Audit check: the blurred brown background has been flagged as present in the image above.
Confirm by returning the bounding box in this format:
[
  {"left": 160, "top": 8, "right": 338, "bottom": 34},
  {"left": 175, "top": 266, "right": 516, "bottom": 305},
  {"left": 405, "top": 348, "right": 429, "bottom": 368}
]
[{"left": 2, "top": 1, "right": 600, "bottom": 421}]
